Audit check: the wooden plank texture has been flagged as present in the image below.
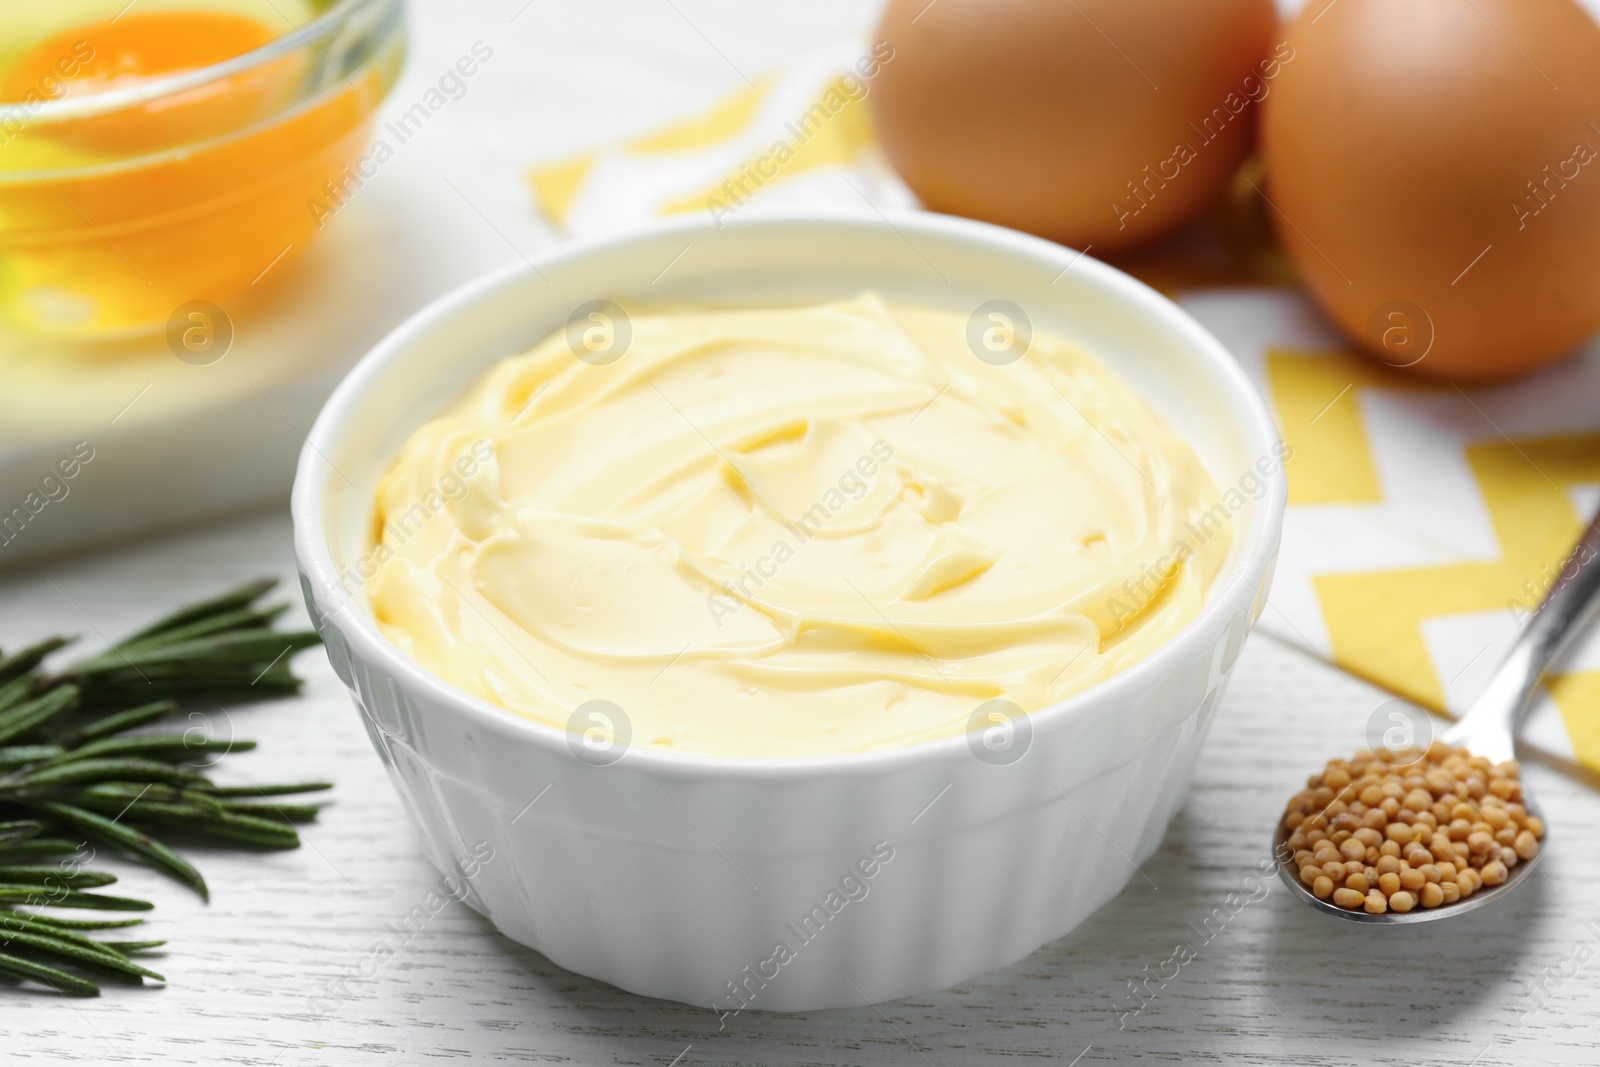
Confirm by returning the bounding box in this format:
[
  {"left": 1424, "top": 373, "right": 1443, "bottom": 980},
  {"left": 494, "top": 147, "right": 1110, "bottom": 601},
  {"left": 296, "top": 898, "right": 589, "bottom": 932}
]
[{"left": 2, "top": 510, "right": 1594, "bottom": 1065}]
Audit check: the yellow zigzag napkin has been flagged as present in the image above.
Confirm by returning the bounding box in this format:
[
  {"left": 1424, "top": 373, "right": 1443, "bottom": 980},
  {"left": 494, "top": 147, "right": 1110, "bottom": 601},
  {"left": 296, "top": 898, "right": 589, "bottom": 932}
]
[{"left": 528, "top": 42, "right": 913, "bottom": 237}]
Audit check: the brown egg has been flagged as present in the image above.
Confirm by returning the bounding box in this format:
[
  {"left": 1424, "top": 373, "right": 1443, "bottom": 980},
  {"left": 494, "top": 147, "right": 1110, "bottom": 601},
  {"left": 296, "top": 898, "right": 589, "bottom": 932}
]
[
  {"left": 869, "top": 0, "right": 1281, "bottom": 253},
  {"left": 1263, "top": 0, "right": 1600, "bottom": 381}
]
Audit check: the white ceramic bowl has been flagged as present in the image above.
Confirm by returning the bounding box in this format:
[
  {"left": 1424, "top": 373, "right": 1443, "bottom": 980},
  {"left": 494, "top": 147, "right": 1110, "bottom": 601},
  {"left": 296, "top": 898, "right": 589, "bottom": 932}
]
[{"left": 291, "top": 210, "right": 1286, "bottom": 1012}]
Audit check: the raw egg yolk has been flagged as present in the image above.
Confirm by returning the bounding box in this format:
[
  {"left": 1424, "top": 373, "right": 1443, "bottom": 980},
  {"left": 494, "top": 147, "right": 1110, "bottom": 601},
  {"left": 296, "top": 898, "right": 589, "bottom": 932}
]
[
  {"left": 0, "top": 9, "right": 379, "bottom": 337},
  {"left": 2, "top": 11, "right": 277, "bottom": 101},
  {"left": 0, "top": 12, "right": 290, "bottom": 156}
]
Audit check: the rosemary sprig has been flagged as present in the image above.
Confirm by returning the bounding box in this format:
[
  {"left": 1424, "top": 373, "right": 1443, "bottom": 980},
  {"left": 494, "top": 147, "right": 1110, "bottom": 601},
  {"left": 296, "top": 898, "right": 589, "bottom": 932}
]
[{"left": 0, "top": 579, "right": 328, "bottom": 996}]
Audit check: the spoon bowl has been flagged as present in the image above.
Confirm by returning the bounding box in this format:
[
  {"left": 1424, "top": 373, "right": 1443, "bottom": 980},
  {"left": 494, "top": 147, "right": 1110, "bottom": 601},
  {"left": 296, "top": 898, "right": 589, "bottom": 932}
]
[
  {"left": 1272, "top": 767, "right": 1547, "bottom": 924},
  {"left": 1274, "top": 500, "right": 1599, "bottom": 924}
]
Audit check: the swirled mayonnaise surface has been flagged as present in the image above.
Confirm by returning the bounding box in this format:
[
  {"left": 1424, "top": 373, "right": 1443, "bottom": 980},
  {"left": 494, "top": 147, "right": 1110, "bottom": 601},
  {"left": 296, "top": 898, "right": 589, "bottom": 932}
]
[{"left": 367, "top": 294, "right": 1230, "bottom": 759}]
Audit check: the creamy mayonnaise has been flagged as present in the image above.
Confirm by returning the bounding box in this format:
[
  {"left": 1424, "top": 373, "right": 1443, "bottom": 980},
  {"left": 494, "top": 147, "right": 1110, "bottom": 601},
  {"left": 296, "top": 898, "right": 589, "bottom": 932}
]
[{"left": 367, "top": 294, "right": 1230, "bottom": 758}]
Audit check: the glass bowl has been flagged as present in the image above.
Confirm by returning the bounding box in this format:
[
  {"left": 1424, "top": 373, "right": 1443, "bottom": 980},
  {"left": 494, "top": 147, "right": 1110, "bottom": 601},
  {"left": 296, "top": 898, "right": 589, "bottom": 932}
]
[{"left": 0, "top": 0, "right": 405, "bottom": 339}]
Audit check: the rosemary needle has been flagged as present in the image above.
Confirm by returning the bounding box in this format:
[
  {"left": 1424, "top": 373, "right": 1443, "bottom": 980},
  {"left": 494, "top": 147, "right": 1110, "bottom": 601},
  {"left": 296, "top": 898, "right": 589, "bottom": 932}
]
[{"left": 0, "top": 578, "right": 328, "bottom": 996}]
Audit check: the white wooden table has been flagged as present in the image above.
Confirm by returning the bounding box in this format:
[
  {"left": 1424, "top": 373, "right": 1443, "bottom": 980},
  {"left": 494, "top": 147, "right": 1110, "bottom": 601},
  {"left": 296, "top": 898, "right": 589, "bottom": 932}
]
[
  {"left": 4, "top": 511, "right": 1598, "bottom": 1066},
  {"left": 9, "top": 0, "right": 1600, "bottom": 1062}
]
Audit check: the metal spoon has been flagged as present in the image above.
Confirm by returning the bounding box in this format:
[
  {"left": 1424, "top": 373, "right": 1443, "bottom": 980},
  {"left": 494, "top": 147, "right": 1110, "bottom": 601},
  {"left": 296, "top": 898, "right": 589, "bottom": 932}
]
[{"left": 1275, "top": 501, "right": 1600, "bottom": 923}]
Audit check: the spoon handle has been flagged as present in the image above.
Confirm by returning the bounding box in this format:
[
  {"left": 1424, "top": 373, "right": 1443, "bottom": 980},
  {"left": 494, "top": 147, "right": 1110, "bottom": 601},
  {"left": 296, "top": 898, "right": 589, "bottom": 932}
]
[{"left": 1446, "top": 501, "right": 1600, "bottom": 762}]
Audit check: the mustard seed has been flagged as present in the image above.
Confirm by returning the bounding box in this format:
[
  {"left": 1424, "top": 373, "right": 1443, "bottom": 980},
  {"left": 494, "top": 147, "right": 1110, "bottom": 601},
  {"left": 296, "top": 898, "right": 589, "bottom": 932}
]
[
  {"left": 1333, "top": 887, "right": 1366, "bottom": 909},
  {"left": 1282, "top": 742, "right": 1542, "bottom": 915}
]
